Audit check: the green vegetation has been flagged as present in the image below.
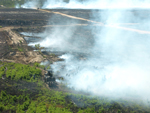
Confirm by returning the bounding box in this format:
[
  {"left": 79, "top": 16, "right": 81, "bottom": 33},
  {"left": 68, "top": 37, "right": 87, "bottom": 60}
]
[
  {"left": 0, "top": 26, "right": 2, "bottom": 28},
  {"left": 34, "top": 62, "right": 45, "bottom": 69},
  {"left": 0, "top": 0, "right": 83, "bottom": 8},
  {"left": 50, "top": 53, "right": 56, "bottom": 57},
  {"left": 47, "top": 66, "right": 51, "bottom": 70},
  {"left": 0, "top": 89, "right": 72, "bottom": 113},
  {"left": 0, "top": 61, "right": 150, "bottom": 113},
  {"left": 35, "top": 44, "right": 45, "bottom": 52},
  {"left": 18, "top": 47, "right": 24, "bottom": 52},
  {"left": 35, "top": 44, "right": 40, "bottom": 50},
  {"left": 0, "top": 90, "right": 30, "bottom": 112},
  {"left": 0, "top": 0, "right": 46, "bottom": 8},
  {"left": 1, "top": 86, "right": 150, "bottom": 113},
  {"left": 0, "top": 61, "right": 41, "bottom": 81},
  {"left": 34, "top": 44, "right": 47, "bottom": 59},
  {"left": 0, "top": 0, "right": 25, "bottom": 8}
]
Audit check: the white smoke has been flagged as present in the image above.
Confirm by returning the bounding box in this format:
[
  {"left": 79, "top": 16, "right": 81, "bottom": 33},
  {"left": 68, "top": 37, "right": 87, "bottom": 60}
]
[
  {"left": 21, "top": 0, "right": 150, "bottom": 9},
  {"left": 43, "top": 0, "right": 150, "bottom": 9},
  {"left": 21, "top": 0, "right": 38, "bottom": 8},
  {"left": 27, "top": 0, "right": 150, "bottom": 103}
]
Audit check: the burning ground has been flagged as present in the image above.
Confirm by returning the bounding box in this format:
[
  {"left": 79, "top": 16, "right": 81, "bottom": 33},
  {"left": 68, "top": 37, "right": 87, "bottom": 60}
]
[{"left": 0, "top": 7, "right": 150, "bottom": 113}]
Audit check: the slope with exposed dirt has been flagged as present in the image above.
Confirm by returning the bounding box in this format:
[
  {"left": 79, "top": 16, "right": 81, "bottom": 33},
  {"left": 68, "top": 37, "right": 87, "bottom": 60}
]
[{"left": 0, "top": 26, "right": 45, "bottom": 64}]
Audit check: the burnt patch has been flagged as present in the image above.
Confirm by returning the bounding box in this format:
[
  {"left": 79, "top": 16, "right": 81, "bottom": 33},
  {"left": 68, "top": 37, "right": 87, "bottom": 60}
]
[{"left": 0, "top": 78, "right": 39, "bottom": 98}]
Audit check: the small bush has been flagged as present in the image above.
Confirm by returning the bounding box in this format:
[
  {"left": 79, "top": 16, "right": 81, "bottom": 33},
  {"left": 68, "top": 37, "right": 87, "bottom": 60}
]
[
  {"left": 1, "top": 90, "right": 7, "bottom": 97},
  {"left": 50, "top": 53, "right": 56, "bottom": 57},
  {"left": 18, "top": 48, "right": 23, "bottom": 52},
  {"left": 99, "top": 107, "right": 105, "bottom": 113},
  {"left": 48, "top": 106, "right": 72, "bottom": 113},
  {"left": 26, "top": 101, "right": 36, "bottom": 113},
  {"left": 36, "top": 103, "right": 47, "bottom": 113},
  {"left": 34, "top": 62, "right": 40, "bottom": 67}
]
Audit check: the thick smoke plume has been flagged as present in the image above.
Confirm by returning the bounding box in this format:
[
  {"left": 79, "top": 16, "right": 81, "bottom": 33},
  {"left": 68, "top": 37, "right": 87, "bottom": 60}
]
[
  {"left": 21, "top": 0, "right": 150, "bottom": 9},
  {"left": 20, "top": 0, "right": 46, "bottom": 8},
  {"left": 28, "top": 0, "right": 150, "bottom": 103},
  {"left": 43, "top": 0, "right": 150, "bottom": 9}
]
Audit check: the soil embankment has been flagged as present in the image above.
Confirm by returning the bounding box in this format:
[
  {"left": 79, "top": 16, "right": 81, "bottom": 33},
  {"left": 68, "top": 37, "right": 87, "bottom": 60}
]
[{"left": 0, "top": 26, "right": 45, "bottom": 64}]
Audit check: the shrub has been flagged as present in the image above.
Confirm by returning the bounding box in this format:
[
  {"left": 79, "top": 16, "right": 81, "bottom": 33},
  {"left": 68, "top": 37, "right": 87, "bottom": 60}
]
[
  {"left": 4, "top": 62, "right": 42, "bottom": 81},
  {"left": 35, "top": 44, "right": 40, "bottom": 50},
  {"left": 0, "top": 66, "right": 5, "bottom": 78},
  {"left": 99, "top": 107, "right": 105, "bottom": 113},
  {"left": 48, "top": 106, "right": 72, "bottom": 113},
  {"left": 36, "top": 102, "right": 47, "bottom": 113},
  {"left": 26, "top": 101, "right": 36, "bottom": 113},
  {"left": 34, "top": 62, "right": 40, "bottom": 67},
  {"left": 0, "top": 105, "right": 4, "bottom": 112},
  {"left": 1, "top": 90, "right": 7, "bottom": 97},
  {"left": 16, "top": 104, "right": 25, "bottom": 113},
  {"left": 22, "top": 100, "right": 30, "bottom": 111}
]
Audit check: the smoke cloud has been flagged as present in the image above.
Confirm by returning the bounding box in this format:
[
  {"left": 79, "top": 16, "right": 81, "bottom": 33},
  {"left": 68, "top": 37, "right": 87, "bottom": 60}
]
[
  {"left": 43, "top": 0, "right": 150, "bottom": 9},
  {"left": 21, "top": 0, "right": 150, "bottom": 9},
  {"left": 28, "top": 0, "right": 150, "bottom": 103}
]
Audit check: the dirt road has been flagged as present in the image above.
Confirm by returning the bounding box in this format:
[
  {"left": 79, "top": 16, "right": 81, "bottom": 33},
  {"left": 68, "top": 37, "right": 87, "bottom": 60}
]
[{"left": 39, "top": 9, "right": 150, "bottom": 35}]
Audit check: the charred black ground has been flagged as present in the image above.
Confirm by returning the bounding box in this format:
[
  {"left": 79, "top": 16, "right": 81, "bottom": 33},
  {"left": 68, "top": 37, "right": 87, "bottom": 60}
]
[{"left": 1, "top": 8, "right": 150, "bottom": 26}]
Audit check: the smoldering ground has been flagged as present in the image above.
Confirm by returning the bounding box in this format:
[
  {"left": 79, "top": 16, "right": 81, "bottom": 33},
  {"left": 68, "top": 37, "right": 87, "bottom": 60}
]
[{"left": 27, "top": 0, "right": 150, "bottom": 104}]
